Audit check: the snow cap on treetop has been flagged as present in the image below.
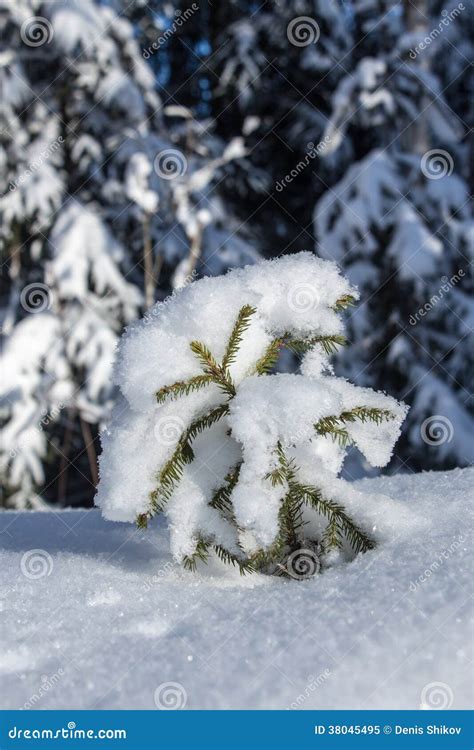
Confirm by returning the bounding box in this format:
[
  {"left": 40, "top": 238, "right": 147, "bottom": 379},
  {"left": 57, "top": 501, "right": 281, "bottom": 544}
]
[{"left": 114, "top": 252, "right": 357, "bottom": 413}]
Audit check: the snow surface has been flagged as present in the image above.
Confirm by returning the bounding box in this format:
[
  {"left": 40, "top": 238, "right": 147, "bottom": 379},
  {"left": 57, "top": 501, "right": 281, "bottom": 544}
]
[{"left": 1, "top": 468, "right": 472, "bottom": 710}]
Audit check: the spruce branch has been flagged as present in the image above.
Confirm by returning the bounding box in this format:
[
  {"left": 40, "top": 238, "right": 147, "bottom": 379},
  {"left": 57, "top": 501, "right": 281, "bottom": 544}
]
[
  {"left": 315, "top": 406, "right": 395, "bottom": 446},
  {"left": 321, "top": 516, "right": 343, "bottom": 552},
  {"left": 332, "top": 294, "right": 356, "bottom": 312},
  {"left": 294, "top": 483, "right": 375, "bottom": 554},
  {"left": 278, "top": 487, "right": 305, "bottom": 549},
  {"left": 186, "top": 403, "right": 230, "bottom": 444},
  {"left": 339, "top": 406, "right": 394, "bottom": 424},
  {"left": 254, "top": 333, "right": 346, "bottom": 375},
  {"left": 254, "top": 336, "right": 288, "bottom": 375},
  {"left": 213, "top": 545, "right": 255, "bottom": 575},
  {"left": 156, "top": 375, "right": 214, "bottom": 404},
  {"left": 260, "top": 445, "right": 375, "bottom": 564},
  {"left": 189, "top": 340, "right": 221, "bottom": 375},
  {"left": 209, "top": 464, "right": 241, "bottom": 516},
  {"left": 314, "top": 420, "right": 352, "bottom": 447},
  {"left": 183, "top": 537, "right": 254, "bottom": 575},
  {"left": 144, "top": 404, "right": 230, "bottom": 523},
  {"left": 257, "top": 445, "right": 305, "bottom": 566},
  {"left": 222, "top": 305, "right": 256, "bottom": 372},
  {"left": 190, "top": 340, "right": 235, "bottom": 397},
  {"left": 183, "top": 538, "right": 210, "bottom": 571},
  {"left": 286, "top": 334, "right": 346, "bottom": 356}
]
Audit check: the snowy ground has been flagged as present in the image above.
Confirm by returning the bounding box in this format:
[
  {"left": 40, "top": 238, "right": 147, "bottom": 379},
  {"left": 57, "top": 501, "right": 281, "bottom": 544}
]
[{"left": 0, "top": 468, "right": 472, "bottom": 710}]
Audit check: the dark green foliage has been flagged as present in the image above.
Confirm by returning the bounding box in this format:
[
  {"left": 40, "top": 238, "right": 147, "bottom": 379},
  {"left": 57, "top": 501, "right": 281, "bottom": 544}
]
[
  {"left": 141, "top": 304, "right": 393, "bottom": 577},
  {"left": 254, "top": 333, "right": 346, "bottom": 374},
  {"left": 222, "top": 304, "right": 256, "bottom": 372},
  {"left": 156, "top": 375, "right": 214, "bottom": 404},
  {"left": 258, "top": 441, "right": 374, "bottom": 572},
  {"left": 332, "top": 294, "right": 356, "bottom": 313},
  {"left": 315, "top": 407, "right": 393, "bottom": 447}
]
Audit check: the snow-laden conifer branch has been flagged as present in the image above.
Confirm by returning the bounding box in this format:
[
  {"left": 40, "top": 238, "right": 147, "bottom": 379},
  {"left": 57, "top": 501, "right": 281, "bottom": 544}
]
[
  {"left": 332, "top": 294, "right": 356, "bottom": 312},
  {"left": 254, "top": 333, "right": 346, "bottom": 374},
  {"left": 142, "top": 404, "right": 231, "bottom": 525},
  {"left": 222, "top": 304, "right": 257, "bottom": 373},
  {"left": 257, "top": 442, "right": 374, "bottom": 573},
  {"left": 97, "top": 254, "right": 407, "bottom": 577},
  {"left": 315, "top": 407, "right": 395, "bottom": 447},
  {"left": 190, "top": 341, "right": 236, "bottom": 397},
  {"left": 156, "top": 375, "right": 214, "bottom": 404}
]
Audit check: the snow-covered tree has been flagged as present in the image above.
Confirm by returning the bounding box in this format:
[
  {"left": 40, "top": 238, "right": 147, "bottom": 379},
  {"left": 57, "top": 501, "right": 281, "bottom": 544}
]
[
  {"left": 96, "top": 254, "right": 407, "bottom": 576},
  {"left": 0, "top": 0, "right": 260, "bottom": 508},
  {"left": 1, "top": 0, "right": 156, "bottom": 506},
  {"left": 314, "top": 0, "right": 473, "bottom": 471},
  {"left": 203, "top": 0, "right": 355, "bottom": 256}
]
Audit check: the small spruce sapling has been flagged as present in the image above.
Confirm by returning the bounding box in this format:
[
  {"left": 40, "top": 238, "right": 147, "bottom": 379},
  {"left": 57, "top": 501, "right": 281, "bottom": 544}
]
[{"left": 97, "top": 254, "right": 407, "bottom": 578}]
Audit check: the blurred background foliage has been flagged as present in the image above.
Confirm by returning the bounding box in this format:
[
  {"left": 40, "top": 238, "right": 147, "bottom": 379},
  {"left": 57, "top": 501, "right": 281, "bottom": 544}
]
[{"left": 1, "top": 0, "right": 473, "bottom": 509}]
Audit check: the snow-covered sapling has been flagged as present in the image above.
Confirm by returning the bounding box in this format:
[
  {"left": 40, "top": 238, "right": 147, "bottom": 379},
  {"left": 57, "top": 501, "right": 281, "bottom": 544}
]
[{"left": 96, "top": 254, "right": 407, "bottom": 577}]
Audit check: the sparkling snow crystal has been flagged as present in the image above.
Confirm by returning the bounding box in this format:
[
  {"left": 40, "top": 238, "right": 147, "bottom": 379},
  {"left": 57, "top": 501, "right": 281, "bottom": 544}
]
[{"left": 96, "top": 253, "right": 408, "bottom": 575}]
